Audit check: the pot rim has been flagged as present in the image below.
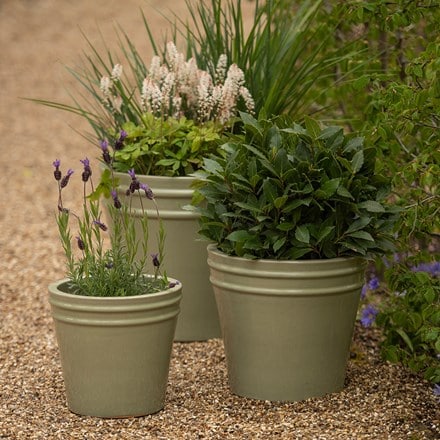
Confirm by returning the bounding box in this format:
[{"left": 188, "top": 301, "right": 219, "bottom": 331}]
[
  {"left": 49, "top": 275, "right": 181, "bottom": 301},
  {"left": 207, "top": 244, "right": 367, "bottom": 266}
]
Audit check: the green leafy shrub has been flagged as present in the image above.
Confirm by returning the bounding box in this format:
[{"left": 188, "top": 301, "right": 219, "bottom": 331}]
[
  {"left": 193, "top": 113, "right": 398, "bottom": 259},
  {"left": 113, "top": 115, "right": 227, "bottom": 176},
  {"left": 376, "top": 259, "right": 440, "bottom": 384}
]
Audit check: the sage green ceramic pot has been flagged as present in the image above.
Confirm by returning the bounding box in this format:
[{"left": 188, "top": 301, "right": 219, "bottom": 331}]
[
  {"left": 207, "top": 245, "right": 367, "bottom": 402},
  {"left": 111, "top": 173, "right": 220, "bottom": 342},
  {"left": 48, "top": 277, "right": 182, "bottom": 418}
]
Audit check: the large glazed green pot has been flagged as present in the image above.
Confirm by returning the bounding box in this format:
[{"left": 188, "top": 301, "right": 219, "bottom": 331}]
[
  {"left": 48, "top": 277, "right": 182, "bottom": 418},
  {"left": 111, "top": 173, "right": 220, "bottom": 342},
  {"left": 207, "top": 245, "right": 367, "bottom": 402}
]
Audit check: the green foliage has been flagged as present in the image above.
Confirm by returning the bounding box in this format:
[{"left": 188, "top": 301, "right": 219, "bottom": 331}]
[
  {"left": 192, "top": 113, "right": 398, "bottom": 259},
  {"left": 365, "top": 39, "right": 440, "bottom": 248},
  {"left": 55, "top": 161, "right": 168, "bottom": 296},
  {"left": 112, "top": 114, "right": 228, "bottom": 176},
  {"left": 377, "top": 259, "right": 440, "bottom": 384},
  {"left": 170, "top": 0, "right": 360, "bottom": 118}
]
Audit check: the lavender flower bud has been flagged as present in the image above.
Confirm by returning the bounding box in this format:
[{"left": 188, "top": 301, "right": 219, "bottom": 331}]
[
  {"left": 93, "top": 220, "right": 108, "bottom": 231},
  {"left": 128, "top": 169, "right": 140, "bottom": 193},
  {"left": 140, "top": 183, "right": 154, "bottom": 200},
  {"left": 114, "top": 130, "right": 127, "bottom": 150},
  {"left": 111, "top": 190, "right": 122, "bottom": 209},
  {"left": 60, "top": 169, "right": 74, "bottom": 188},
  {"left": 151, "top": 253, "right": 160, "bottom": 267},
  {"left": 80, "top": 158, "right": 92, "bottom": 182},
  {"left": 100, "top": 140, "right": 112, "bottom": 165},
  {"left": 76, "top": 236, "right": 85, "bottom": 251},
  {"left": 53, "top": 159, "right": 62, "bottom": 181}
]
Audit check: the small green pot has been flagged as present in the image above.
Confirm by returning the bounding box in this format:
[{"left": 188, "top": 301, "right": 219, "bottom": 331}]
[
  {"left": 48, "top": 277, "right": 182, "bottom": 418},
  {"left": 207, "top": 245, "right": 366, "bottom": 402},
  {"left": 111, "top": 173, "right": 221, "bottom": 341}
]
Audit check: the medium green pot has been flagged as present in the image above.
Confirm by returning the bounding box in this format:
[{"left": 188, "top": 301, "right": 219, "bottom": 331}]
[
  {"left": 48, "top": 277, "right": 182, "bottom": 418},
  {"left": 111, "top": 173, "right": 221, "bottom": 342},
  {"left": 207, "top": 245, "right": 367, "bottom": 402}
]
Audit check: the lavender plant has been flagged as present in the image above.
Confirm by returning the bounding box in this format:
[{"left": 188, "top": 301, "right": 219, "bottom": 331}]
[{"left": 53, "top": 158, "right": 169, "bottom": 296}]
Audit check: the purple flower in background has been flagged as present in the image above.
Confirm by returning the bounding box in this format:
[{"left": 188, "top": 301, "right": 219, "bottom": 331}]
[
  {"left": 60, "top": 169, "right": 74, "bottom": 188},
  {"left": 80, "top": 157, "right": 92, "bottom": 182},
  {"left": 412, "top": 262, "right": 440, "bottom": 277},
  {"left": 128, "top": 169, "right": 140, "bottom": 193},
  {"left": 93, "top": 219, "right": 108, "bottom": 231},
  {"left": 100, "top": 139, "right": 112, "bottom": 165},
  {"left": 76, "top": 236, "right": 85, "bottom": 251},
  {"left": 111, "top": 190, "right": 122, "bottom": 209},
  {"left": 368, "top": 276, "right": 380, "bottom": 291},
  {"left": 53, "top": 159, "right": 62, "bottom": 181},
  {"left": 140, "top": 183, "right": 154, "bottom": 200},
  {"left": 151, "top": 253, "right": 160, "bottom": 267},
  {"left": 114, "top": 130, "right": 128, "bottom": 150},
  {"left": 433, "top": 384, "right": 440, "bottom": 397},
  {"left": 360, "top": 304, "right": 378, "bottom": 328},
  {"left": 361, "top": 284, "right": 368, "bottom": 300}
]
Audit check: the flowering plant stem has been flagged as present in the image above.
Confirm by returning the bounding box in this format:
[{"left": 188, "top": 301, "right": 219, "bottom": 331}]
[{"left": 53, "top": 158, "right": 168, "bottom": 297}]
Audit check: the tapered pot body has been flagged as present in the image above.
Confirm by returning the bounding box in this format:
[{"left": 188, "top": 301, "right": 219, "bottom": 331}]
[
  {"left": 207, "top": 245, "right": 366, "bottom": 402},
  {"left": 112, "top": 173, "right": 220, "bottom": 341},
  {"left": 48, "top": 277, "right": 182, "bottom": 418}
]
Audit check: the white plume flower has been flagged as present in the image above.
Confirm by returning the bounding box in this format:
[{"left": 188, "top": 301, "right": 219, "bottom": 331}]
[{"left": 111, "top": 64, "right": 123, "bottom": 81}]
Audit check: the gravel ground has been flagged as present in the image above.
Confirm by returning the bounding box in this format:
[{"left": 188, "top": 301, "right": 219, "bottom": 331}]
[{"left": 0, "top": 1, "right": 439, "bottom": 439}]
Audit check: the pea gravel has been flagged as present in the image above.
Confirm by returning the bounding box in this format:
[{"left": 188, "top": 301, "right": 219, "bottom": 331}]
[{"left": 0, "top": 1, "right": 438, "bottom": 439}]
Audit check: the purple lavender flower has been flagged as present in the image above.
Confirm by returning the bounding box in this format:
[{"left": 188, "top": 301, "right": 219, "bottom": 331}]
[
  {"left": 368, "top": 276, "right": 380, "bottom": 291},
  {"left": 100, "top": 139, "right": 112, "bottom": 165},
  {"left": 433, "top": 384, "right": 440, "bottom": 397},
  {"left": 60, "top": 169, "right": 74, "bottom": 188},
  {"left": 76, "top": 236, "right": 85, "bottom": 251},
  {"left": 93, "top": 219, "right": 108, "bottom": 231},
  {"left": 111, "top": 190, "right": 122, "bottom": 209},
  {"left": 360, "top": 304, "right": 378, "bottom": 328},
  {"left": 80, "top": 157, "right": 92, "bottom": 182},
  {"left": 128, "top": 169, "right": 140, "bottom": 193},
  {"left": 151, "top": 253, "right": 160, "bottom": 267},
  {"left": 140, "top": 183, "right": 154, "bottom": 200},
  {"left": 53, "top": 159, "right": 62, "bottom": 181},
  {"left": 114, "top": 130, "right": 128, "bottom": 150}
]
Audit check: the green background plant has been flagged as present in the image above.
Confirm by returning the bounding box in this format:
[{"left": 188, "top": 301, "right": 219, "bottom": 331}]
[{"left": 377, "top": 261, "right": 440, "bottom": 384}]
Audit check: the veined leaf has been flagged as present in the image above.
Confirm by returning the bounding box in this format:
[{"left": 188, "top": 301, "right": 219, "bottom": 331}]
[
  {"left": 274, "top": 195, "right": 288, "bottom": 209},
  {"left": 317, "top": 178, "right": 340, "bottom": 199},
  {"left": 288, "top": 246, "right": 313, "bottom": 259},
  {"left": 344, "top": 136, "right": 364, "bottom": 152},
  {"left": 239, "top": 111, "right": 262, "bottom": 134},
  {"left": 351, "top": 150, "right": 364, "bottom": 174},
  {"left": 304, "top": 116, "right": 321, "bottom": 138},
  {"left": 295, "top": 225, "right": 310, "bottom": 244},
  {"left": 337, "top": 186, "right": 354, "bottom": 199},
  {"left": 347, "top": 230, "right": 374, "bottom": 242},
  {"left": 226, "top": 230, "right": 253, "bottom": 242},
  {"left": 203, "top": 158, "right": 223, "bottom": 175},
  {"left": 345, "top": 216, "right": 371, "bottom": 233},
  {"left": 273, "top": 237, "right": 286, "bottom": 253},
  {"left": 316, "top": 226, "right": 335, "bottom": 243},
  {"left": 359, "top": 200, "right": 385, "bottom": 212}
]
